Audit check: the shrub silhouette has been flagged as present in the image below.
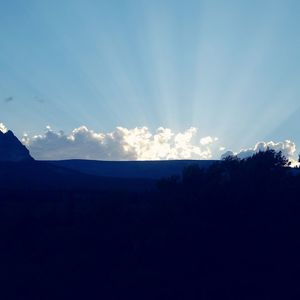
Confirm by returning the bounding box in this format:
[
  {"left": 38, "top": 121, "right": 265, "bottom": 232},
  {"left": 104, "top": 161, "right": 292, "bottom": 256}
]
[{"left": 158, "top": 148, "right": 291, "bottom": 195}]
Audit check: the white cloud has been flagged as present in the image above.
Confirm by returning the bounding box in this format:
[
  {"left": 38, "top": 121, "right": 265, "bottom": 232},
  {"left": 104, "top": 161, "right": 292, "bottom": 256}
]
[
  {"left": 0, "top": 123, "right": 7, "bottom": 133},
  {"left": 200, "top": 136, "right": 218, "bottom": 146},
  {"left": 221, "top": 140, "right": 298, "bottom": 165},
  {"left": 221, "top": 150, "right": 235, "bottom": 159},
  {"left": 22, "top": 126, "right": 219, "bottom": 161}
]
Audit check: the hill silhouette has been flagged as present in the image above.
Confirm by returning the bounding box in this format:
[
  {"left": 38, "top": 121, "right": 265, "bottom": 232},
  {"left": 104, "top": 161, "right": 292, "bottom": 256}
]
[
  {"left": 49, "top": 159, "right": 216, "bottom": 179},
  {"left": 1, "top": 130, "right": 300, "bottom": 299}
]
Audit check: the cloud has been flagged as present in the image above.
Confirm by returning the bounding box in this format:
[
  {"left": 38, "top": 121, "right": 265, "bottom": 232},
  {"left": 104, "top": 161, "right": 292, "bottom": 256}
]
[
  {"left": 221, "top": 140, "right": 298, "bottom": 165},
  {"left": 221, "top": 150, "right": 235, "bottom": 159},
  {"left": 22, "top": 126, "right": 219, "bottom": 161},
  {"left": 0, "top": 123, "right": 7, "bottom": 133},
  {"left": 200, "top": 136, "right": 218, "bottom": 146}
]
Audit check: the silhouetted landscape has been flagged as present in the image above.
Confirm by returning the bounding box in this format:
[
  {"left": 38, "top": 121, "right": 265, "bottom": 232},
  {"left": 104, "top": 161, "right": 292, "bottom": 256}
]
[
  {"left": 1, "top": 130, "right": 300, "bottom": 299},
  {"left": 2, "top": 0, "right": 300, "bottom": 298}
]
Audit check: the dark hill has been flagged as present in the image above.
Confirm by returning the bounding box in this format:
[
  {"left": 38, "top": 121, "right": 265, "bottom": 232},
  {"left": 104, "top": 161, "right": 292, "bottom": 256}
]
[
  {"left": 48, "top": 159, "right": 216, "bottom": 179},
  {"left": 0, "top": 161, "right": 155, "bottom": 192}
]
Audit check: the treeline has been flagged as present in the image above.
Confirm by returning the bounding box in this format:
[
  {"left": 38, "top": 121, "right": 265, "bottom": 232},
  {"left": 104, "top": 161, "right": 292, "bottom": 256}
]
[{"left": 0, "top": 150, "right": 300, "bottom": 299}]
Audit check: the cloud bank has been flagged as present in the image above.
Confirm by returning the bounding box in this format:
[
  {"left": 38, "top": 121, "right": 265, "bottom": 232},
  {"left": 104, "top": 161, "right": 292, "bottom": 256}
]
[
  {"left": 1, "top": 121, "right": 298, "bottom": 163},
  {"left": 22, "top": 126, "right": 218, "bottom": 161}
]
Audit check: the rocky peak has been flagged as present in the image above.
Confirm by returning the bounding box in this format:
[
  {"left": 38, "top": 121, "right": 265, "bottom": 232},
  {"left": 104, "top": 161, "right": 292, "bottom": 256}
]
[{"left": 0, "top": 129, "right": 34, "bottom": 161}]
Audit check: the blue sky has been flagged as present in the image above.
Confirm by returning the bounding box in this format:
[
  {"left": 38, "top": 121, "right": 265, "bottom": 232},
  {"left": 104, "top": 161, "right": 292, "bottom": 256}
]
[{"left": 1, "top": 0, "right": 300, "bottom": 159}]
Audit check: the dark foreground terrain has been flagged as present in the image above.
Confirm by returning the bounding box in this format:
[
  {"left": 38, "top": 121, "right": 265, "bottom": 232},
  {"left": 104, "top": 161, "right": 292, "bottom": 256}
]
[{"left": 0, "top": 150, "right": 300, "bottom": 299}]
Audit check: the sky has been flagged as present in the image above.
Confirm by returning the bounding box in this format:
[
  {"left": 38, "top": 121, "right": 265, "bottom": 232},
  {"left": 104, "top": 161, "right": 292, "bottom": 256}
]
[{"left": 0, "top": 0, "right": 300, "bottom": 161}]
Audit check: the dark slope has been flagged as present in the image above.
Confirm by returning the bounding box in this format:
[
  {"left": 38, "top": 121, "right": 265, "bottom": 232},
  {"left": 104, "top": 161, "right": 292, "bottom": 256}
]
[
  {"left": 48, "top": 159, "right": 216, "bottom": 179},
  {"left": 0, "top": 161, "right": 155, "bottom": 192},
  {"left": 0, "top": 130, "right": 33, "bottom": 161}
]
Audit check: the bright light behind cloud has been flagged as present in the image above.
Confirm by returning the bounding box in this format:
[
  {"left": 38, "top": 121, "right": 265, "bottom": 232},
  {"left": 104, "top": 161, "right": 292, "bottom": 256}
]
[{"left": 22, "top": 125, "right": 219, "bottom": 161}]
